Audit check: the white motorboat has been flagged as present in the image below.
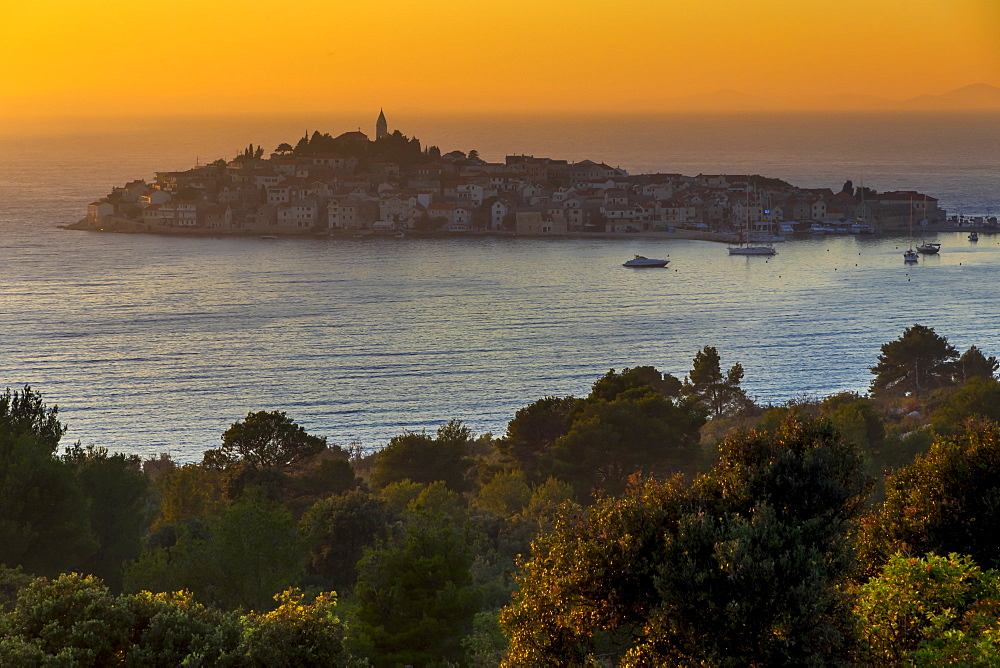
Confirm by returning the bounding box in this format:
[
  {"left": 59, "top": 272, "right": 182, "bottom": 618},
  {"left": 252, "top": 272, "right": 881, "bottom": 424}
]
[{"left": 623, "top": 255, "right": 669, "bottom": 268}]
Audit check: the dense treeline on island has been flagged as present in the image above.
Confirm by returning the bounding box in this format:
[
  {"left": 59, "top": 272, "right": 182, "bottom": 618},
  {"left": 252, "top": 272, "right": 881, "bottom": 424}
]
[{"left": 5, "top": 324, "right": 1000, "bottom": 665}]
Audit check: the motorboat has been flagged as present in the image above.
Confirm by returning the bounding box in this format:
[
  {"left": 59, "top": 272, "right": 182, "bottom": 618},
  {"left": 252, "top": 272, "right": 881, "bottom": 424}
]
[
  {"left": 969, "top": 232, "right": 979, "bottom": 241},
  {"left": 849, "top": 222, "right": 875, "bottom": 234},
  {"left": 623, "top": 255, "right": 669, "bottom": 268}
]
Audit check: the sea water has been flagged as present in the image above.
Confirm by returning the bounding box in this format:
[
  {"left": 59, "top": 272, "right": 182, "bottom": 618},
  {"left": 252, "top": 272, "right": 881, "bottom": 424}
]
[{"left": 1, "top": 112, "right": 998, "bottom": 460}]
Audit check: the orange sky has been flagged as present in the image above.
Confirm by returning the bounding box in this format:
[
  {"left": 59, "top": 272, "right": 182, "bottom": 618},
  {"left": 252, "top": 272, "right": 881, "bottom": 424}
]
[{"left": 1, "top": 0, "right": 997, "bottom": 122}]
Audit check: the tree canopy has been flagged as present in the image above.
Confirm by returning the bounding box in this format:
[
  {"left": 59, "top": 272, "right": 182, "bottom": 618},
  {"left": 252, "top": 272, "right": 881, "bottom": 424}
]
[
  {"left": 955, "top": 345, "right": 999, "bottom": 383},
  {"left": 0, "top": 385, "right": 66, "bottom": 451},
  {"left": 856, "top": 553, "right": 1000, "bottom": 665},
  {"left": 0, "top": 387, "right": 96, "bottom": 577},
  {"left": 502, "top": 414, "right": 870, "bottom": 665},
  {"left": 203, "top": 410, "right": 327, "bottom": 471},
  {"left": 299, "top": 489, "right": 393, "bottom": 592},
  {"left": 124, "top": 491, "right": 304, "bottom": 611},
  {"left": 682, "top": 346, "right": 750, "bottom": 417},
  {"left": 870, "top": 324, "right": 958, "bottom": 398},
  {"left": 857, "top": 421, "right": 1000, "bottom": 576},
  {"left": 499, "top": 366, "right": 705, "bottom": 495},
  {"left": 369, "top": 420, "right": 473, "bottom": 491},
  {"left": 0, "top": 572, "right": 361, "bottom": 666},
  {"left": 353, "top": 510, "right": 482, "bottom": 665}
]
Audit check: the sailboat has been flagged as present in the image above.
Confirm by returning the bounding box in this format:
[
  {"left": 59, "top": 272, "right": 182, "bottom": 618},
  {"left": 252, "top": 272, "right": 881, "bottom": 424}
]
[
  {"left": 729, "top": 186, "right": 776, "bottom": 256},
  {"left": 916, "top": 195, "right": 941, "bottom": 254},
  {"left": 849, "top": 179, "right": 875, "bottom": 234},
  {"left": 904, "top": 199, "right": 919, "bottom": 263}
]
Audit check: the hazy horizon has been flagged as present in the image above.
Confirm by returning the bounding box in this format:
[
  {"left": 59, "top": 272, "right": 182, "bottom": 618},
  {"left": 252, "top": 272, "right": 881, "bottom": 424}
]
[{"left": 3, "top": 104, "right": 1000, "bottom": 141}]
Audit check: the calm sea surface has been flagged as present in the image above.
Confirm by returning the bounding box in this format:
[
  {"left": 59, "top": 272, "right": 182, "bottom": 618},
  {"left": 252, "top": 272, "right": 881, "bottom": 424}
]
[{"left": 2, "top": 112, "right": 999, "bottom": 461}]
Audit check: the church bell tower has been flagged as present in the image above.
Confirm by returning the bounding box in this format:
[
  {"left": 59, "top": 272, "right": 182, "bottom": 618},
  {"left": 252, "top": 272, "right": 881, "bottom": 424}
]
[{"left": 376, "top": 109, "right": 388, "bottom": 140}]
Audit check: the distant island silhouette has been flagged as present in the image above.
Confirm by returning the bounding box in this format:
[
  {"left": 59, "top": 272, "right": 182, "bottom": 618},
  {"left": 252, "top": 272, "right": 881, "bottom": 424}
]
[{"left": 69, "top": 109, "right": 995, "bottom": 240}]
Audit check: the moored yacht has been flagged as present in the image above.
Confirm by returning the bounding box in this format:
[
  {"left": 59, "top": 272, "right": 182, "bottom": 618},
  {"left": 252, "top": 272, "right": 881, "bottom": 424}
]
[
  {"left": 623, "top": 255, "right": 669, "bottom": 268},
  {"left": 728, "top": 245, "right": 777, "bottom": 256},
  {"left": 904, "top": 198, "right": 919, "bottom": 262}
]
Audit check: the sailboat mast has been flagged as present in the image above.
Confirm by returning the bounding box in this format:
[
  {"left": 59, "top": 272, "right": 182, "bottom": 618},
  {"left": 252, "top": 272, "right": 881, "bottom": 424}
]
[
  {"left": 859, "top": 178, "right": 865, "bottom": 225},
  {"left": 909, "top": 198, "right": 914, "bottom": 251}
]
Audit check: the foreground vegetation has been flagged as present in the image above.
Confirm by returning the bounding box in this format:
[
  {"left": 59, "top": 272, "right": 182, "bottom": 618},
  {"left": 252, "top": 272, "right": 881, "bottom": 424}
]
[{"left": 4, "top": 324, "right": 1000, "bottom": 665}]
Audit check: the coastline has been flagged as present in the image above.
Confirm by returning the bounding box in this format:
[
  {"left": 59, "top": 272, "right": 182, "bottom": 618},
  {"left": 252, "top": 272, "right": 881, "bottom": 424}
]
[
  {"left": 60, "top": 217, "right": 994, "bottom": 243},
  {"left": 61, "top": 217, "right": 740, "bottom": 243}
]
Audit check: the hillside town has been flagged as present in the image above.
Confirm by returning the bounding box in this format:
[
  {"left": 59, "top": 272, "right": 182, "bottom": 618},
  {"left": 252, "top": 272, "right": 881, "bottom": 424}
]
[{"left": 75, "top": 111, "right": 960, "bottom": 238}]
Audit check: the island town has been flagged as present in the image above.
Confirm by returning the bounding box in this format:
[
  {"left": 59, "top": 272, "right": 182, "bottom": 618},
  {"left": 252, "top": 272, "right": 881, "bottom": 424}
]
[{"left": 72, "top": 111, "right": 986, "bottom": 240}]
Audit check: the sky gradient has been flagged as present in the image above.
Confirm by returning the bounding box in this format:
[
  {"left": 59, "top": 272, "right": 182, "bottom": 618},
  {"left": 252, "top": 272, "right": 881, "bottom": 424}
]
[{"left": 1, "top": 0, "right": 997, "bottom": 123}]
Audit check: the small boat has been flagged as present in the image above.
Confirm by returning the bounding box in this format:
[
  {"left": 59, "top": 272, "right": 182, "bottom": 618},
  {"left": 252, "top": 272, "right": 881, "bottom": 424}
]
[
  {"left": 916, "top": 196, "right": 940, "bottom": 254},
  {"left": 260, "top": 235, "right": 279, "bottom": 240},
  {"left": 851, "top": 180, "right": 876, "bottom": 235},
  {"left": 904, "top": 198, "right": 919, "bottom": 263},
  {"left": 729, "top": 189, "right": 777, "bottom": 256},
  {"left": 623, "top": 255, "right": 669, "bottom": 268},
  {"left": 728, "top": 245, "right": 777, "bottom": 256},
  {"left": 969, "top": 232, "right": 979, "bottom": 241}
]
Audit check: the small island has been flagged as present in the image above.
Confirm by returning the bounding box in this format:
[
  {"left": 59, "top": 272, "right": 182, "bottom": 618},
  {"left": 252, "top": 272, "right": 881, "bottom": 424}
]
[{"left": 70, "top": 110, "right": 991, "bottom": 239}]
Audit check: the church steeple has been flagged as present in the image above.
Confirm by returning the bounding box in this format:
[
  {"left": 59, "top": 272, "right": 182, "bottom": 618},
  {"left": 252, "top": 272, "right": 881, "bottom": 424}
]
[{"left": 376, "top": 109, "right": 388, "bottom": 140}]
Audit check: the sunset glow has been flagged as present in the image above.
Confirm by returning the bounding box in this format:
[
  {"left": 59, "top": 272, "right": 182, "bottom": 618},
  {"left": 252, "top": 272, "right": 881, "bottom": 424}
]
[{"left": 1, "top": 0, "right": 998, "bottom": 122}]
